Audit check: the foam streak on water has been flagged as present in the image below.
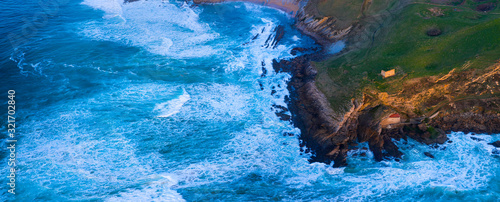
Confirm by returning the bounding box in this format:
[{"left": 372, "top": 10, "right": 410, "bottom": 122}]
[
  {"left": 154, "top": 89, "right": 190, "bottom": 118},
  {"left": 80, "top": 0, "right": 219, "bottom": 58}
]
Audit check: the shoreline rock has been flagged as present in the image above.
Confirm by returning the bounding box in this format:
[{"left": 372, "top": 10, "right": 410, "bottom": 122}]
[
  {"left": 273, "top": 54, "right": 350, "bottom": 166},
  {"left": 274, "top": 53, "right": 500, "bottom": 166},
  {"left": 189, "top": 0, "right": 500, "bottom": 166},
  {"left": 489, "top": 141, "right": 500, "bottom": 148}
]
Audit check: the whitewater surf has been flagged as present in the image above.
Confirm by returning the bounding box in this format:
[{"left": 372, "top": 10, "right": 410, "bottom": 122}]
[{"left": 0, "top": 0, "right": 499, "bottom": 201}]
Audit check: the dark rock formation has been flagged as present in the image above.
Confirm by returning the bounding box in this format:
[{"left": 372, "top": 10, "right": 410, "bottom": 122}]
[
  {"left": 290, "top": 47, "right": 307, "bottom": 55},
  {"left": 273, "top": 104, "right": 291, "bottom": 121},
  {"left": 426, "top": 28, "right": 442, "bottom": 36},
  {"left": 273, "top": 55, "right": 351, "bottom": 166},
  {"left": 489, "top": 141, "right": 500, "bottom": 148},
  {"left": 470, "top": 136, "right": 484, "bottom": 142},
  {"left": 476, "top": 3, "right": 496, "bottom": 12},
  {"left": 290, "top": 47, "right": 319, "bottom": 56},
  {"left": 428, "top": 98, "right": 500, "bottom": 135},
  {"left": 424, "top": 152, "right": 435, "bottom": 158},
  {"left": 264, "top": 25, "right": 285, "bottom": 49},
  {"left": 357, "top": 105, "right": 404, "bottom": 161},
  {"left": 273, "top": 55, "right": 439, "bottom": 166},
  {"left": 293, "top": 10, "right": 356, "bottom": 46}
]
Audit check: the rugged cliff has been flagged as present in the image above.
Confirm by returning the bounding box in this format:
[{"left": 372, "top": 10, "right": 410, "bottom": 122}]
[
  {"left": 307, "top": 0, "right": 500, "bottom": 165},
  {"left": 273, "top": 55, "right": 351, "bottom": 166},
  {"left": 275, "top": 55, "right": 500, "bottom": 166},
  {"left": 339, "top": 63, "right": 500, "bottom": 163},
  {"left": 190, "top": 0, "right": 500, "bottom": 166}
]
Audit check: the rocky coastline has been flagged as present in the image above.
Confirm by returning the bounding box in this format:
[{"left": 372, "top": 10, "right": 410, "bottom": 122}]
[
  {"left": 191, "top": 0, "right": 500, "bottom": 166},
  {"left": 274, "top": 53, "right": 500, "bottom": 166}
]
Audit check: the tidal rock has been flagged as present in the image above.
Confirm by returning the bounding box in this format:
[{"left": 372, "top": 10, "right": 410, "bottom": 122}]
[
  {"left": 424, "top": 152, "right": 435, "bottom": 158},
  {"left": 488, "top": 141, "right": 500, "bottom": 148},
  {"left": 264, "top": 25, "right": 285, "bottom": 49},
  {"left": 290, "top": 47, "right": 319, "bottom": 55},
  {"left": 273, "top": 105, "right": 291, "bottom": 121},
  {"left": 290, "top": 47, "right": 307, "bottom": 55}
]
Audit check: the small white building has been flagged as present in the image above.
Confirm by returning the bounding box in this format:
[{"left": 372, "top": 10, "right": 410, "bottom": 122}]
[
  {"left": 381, "top": 69, "right": 396, "bottom": 78},
  {"left": 387, "top": 113, "right": 401, "bottom": 124}
]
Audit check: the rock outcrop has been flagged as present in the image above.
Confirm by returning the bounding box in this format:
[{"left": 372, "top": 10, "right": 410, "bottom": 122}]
[
  {"left": 490, "top": 141, "right": 500, "bottom": 148},
  {"left": 274, "top": 53, "right": 500, "bottom": 166},
  {"left": 273, "top": 55, "right": 349, "bottom": 166},
  {"left": 294, "top": 11, "right": 353, "bottom": 45},
  {"left": 189, "top": 0, "right": 500, "bottom": 166}
]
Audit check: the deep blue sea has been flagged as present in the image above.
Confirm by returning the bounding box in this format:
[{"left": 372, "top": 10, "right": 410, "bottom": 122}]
[{"left": 1, "top": 0, "right": 499, "bottom": 201}]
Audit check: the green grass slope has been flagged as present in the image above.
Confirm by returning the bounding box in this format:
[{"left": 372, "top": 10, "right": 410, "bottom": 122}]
[{"left": 314, "top": 1, "right": 500, "bottom": 111}]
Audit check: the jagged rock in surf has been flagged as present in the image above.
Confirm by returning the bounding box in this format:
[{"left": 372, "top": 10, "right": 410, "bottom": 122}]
[{"left": 489, "top": 141, "right": 500, "bottom": 148}]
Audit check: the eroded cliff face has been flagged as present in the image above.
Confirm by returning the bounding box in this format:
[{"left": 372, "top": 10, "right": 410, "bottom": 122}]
[
  {"left": 190, "top": 0, "right": 500, "bottom": 166},
  {"left": 294, "top": 11, "right": 353, "bottom": 45},
  {"left": 273, "top": 55, "right": 351, "bottom": 166},
  {"left": 275, "top": 56, "right": 500, "bottom": 166},
  {"left": 273, "top": 55, "right": 406, "bottom": 166},
  {"left": 326, "top": 63, "right": 500, "bottom": 165}
]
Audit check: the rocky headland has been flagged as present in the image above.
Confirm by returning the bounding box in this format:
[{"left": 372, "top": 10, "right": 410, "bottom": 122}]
[{"left": 191, "top": 0, "right": 500, "bottom": 166}]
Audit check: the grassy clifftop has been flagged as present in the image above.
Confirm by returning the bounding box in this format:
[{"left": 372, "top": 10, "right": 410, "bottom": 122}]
[
  {"left": 304, "top": 0, "right": 402, "bottom": 29},
  {"left": 313, "top": 0, "right": 500, "bottom": 112}
]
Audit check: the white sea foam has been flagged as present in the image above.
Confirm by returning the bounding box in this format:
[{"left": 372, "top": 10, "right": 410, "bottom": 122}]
[
  {"left": 14, "top": 83, "right": 189, "bottom": 200},
  {"left": 80, "top": 0, "right": 219, "bottom": 58},
  {"left": 10, "top": 50, "right": 53, "bottom": 77},
  {"left": 151, "top": 21, "right": 322, "bottom": 191},
  {"left": 222, "top": 18, "right": 294, "bottom": 112},
  {"left": 183, "top": 83, "right": 251, "bottom": 121},
  {"left": 12, "top": 0, "right": 500, "bottom": 198},
  {"left": 336, "top": 132, "right": 500, "bottom": 201},
  {"left": 105, "top": 175, "right": 185, "bottom": 202},
  {"left": 154, "top": 89, "right": 190, "bottom": 118},
  {"left": 81, "top": 0, "right": 124, "bottom": 18},
  {"left": 14, "top": 78, "right": 300, "bottom": 199}
]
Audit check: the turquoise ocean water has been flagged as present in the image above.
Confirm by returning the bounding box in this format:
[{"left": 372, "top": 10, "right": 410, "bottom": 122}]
[{"left": 0, "top": 0, "right": 499, "bottom": 201}]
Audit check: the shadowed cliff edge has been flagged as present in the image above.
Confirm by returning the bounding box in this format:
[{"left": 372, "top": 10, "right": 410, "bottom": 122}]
[
  {"left": 189, "top": 0, "right": 500, "bottom": 166},
  {"left": 274, "top": 54, "right": 500, "bottom": 167}
]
